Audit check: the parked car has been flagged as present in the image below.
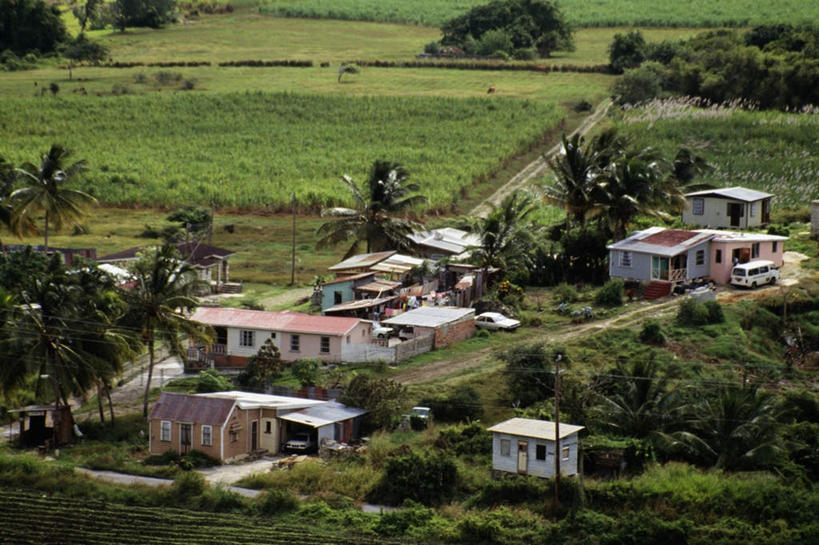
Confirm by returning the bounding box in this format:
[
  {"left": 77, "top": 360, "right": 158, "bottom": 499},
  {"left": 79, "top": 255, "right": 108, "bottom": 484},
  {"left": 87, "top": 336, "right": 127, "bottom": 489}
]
[
  {"left": 398, "top": 326, "right": 415, "bottom": 341},
  {"left": 475, "top": 312, "right": 521, "bottom": 331},
  {"left": 372, "top": 324, "right": 394, "bottom": 339},
  {"left": 284, "top": 432, "right": 316, "bottom": 453},
  {"left": 730, "top": 260, "right": 779, "bottom": 288}
]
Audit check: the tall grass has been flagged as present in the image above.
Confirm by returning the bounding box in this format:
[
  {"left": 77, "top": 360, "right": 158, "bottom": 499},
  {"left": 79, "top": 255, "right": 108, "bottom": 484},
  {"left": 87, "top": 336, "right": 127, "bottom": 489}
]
[
  {"left": 0, "top": 92, "right": 561, "bottom": 211},
  {"left": 616, "top": 99, "right": 819, "bottom": 207},
  {"left": 260, "top": 0, "right": 819, "bottom": 27}
]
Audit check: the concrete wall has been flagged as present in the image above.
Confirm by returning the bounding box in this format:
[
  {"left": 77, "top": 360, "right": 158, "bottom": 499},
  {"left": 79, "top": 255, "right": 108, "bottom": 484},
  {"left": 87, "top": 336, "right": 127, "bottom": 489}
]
[
  {"left": 491, "top": 432, "right": 580, "bottom": 478},
  {"left": 683, "top": 197, "right": 766, "bottom": 229},
  {"left": 340, "top": 333, "right": 434, "bottom": 363},
  {"left": 709, "top": 240, "right": 785, "bottom": 284}
]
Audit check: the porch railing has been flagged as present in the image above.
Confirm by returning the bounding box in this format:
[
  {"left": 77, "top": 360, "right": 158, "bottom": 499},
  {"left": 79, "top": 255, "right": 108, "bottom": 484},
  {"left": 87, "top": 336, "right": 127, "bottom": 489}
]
[{"left": 669, "top": 268, "right": 686, "bottom": 282}]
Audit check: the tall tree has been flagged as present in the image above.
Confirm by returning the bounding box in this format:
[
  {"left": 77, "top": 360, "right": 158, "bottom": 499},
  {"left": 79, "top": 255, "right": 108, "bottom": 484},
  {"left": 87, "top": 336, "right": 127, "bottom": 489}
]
[
  {"left": 122, "top": 244, "right": 210, "bottom": 417},
  {"left": 316, "top": 160, "right": 427, "bottom": 258},
  {"left": 544, "top": 133, "right": 608, "bottom": 229},
  {"left": 469, "top": 192, "right": 538, "bottom": 276},
  {"left": 11, "top": 145, "right": 96, "bottom": 250}
]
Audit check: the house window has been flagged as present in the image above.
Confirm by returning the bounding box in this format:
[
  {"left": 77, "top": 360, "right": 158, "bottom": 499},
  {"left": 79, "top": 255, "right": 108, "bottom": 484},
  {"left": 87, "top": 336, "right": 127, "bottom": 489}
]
[
  {"left": 695, "top": 249, "right": 705, "bottom": 266},
  {"left": 290, "top": 334, "right": 300, "bottom": 352},
  {"left": 270, "top": 332, "right": 276, "bottom": 339},
  {"left": 334, "top": 291, "right": 343, "bottom": 304},
  {"left": 620, "top": 251, "right": 632, "bottom": 268},
  {"left": 752, "top": 243, "right": 760, "bottom": 259},
  {"left": 160, "top": 420, "right": 171, "bottom": 442},
  {"left": 772, "top": 241, "right": 778, "bottom": 253},
  {"left": 320, "top": 336, "right": 330, "bottom": 353},
  {"left": 265, "top": 421, "right": 272, "bottom": 434},
  {"left": 750, "top": 202, "right": 756, "bottom": 217},
  {"left": 536, "top": 444, "right": 547, "bottom": 461},
  {"left": 692, "top": 198, "right": 704, "bottom": 216},
  {"left": 201, "top": 425, "right": 212, "bottom": 446},
  {"left": 715, "top": 249, "right": 722, "bottom": 264},
  {"left": 346, "top": 335, "right": 351, "bottom": 344},
  {"left": 240, "top": 330, "right": 255, "bottom": 347},
  {"left": 562, "top": 446, "right": 570, "bottom": 460},
  {"left": 500, "top": 438, "right": 511, "bottom": 456}
]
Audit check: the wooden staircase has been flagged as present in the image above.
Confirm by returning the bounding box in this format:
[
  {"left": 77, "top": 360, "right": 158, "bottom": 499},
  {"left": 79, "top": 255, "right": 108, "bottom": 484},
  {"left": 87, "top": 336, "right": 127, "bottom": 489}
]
[{"left": 644, "top": 281, "right": 671, "bottom": 300}]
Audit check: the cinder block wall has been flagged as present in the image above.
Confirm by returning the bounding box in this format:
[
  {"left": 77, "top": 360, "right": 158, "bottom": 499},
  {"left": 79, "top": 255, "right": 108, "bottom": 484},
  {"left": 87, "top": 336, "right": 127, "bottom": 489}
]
[{"left": 434, "top": 318, "right": 476, "bottom": 348}]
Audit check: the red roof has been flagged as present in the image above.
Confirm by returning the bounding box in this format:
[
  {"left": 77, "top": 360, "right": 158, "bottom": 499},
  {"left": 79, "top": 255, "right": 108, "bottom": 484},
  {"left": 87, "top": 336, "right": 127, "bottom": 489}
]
[
  {"left": 149, "top": 392, "right": 235, "bottom": 426},
  {"left": 640, "top": 229, "right": 701, "bottom": 247},
  {"left": 191, "top": 307, "right": 361, "bottom": 336}
]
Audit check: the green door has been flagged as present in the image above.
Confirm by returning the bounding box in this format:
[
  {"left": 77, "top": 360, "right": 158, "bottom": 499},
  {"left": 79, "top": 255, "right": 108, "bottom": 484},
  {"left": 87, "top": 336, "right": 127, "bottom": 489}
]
[{"left": 651, "top": 256, "right": 669, "bottom": 280}]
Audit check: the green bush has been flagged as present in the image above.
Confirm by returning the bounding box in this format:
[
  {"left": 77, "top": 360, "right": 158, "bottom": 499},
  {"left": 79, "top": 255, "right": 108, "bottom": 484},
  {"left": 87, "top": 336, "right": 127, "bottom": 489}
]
[
  {"left": 595, "top": 279, "right": 625, "bottom": 307},
  {"left": 292, "top": 358, "right": 320, "bottom": 386},
  {"left": 676, "top": 297, "right": 724, "bottom": 326},
  {"left": 704, "top": 300, "right": 725, "bottom": 324},
  {"left": 144, "top": 450, "right": 180, "bottom": 466},
  {"left": 368, "top": 451, "right": 458, "bottom": 506},
  {"left": 179, "top": 449, "right": 221, "bottom": 469},
  {"left": 421, "top": 385, "right": 484, "bottom": 423},
  {"left": 611, "top": 62, "right": 665, "bottom": 105},
  {"left": 196, "top": 368, "right": 232, "bottom": 393},
  {"left": 423, "top": 41, "right": 440, "bottom": 54},
  {"left": 373, "top": 500, "right": 435, "bottom": 537},
  {"left": 436, "top": 421, "right": 492, "bottom": 457},
  {"left": 257, "top": 488, "right": 300, "bottom": 515},
  {"left": 552, "top": 282, "right": 578, "bottom": 304},
  {"left": 609, "top": 30, "right": 646, "bottom": 73},
  {"left": 639, "top": 320, "right": 666, "bottom": 345}
]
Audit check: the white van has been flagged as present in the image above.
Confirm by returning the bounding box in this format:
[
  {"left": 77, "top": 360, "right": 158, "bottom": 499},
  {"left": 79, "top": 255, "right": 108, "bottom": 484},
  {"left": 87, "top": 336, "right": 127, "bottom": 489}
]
[{"left": 730, "top": 260, "right": 779, "bottom": 288}]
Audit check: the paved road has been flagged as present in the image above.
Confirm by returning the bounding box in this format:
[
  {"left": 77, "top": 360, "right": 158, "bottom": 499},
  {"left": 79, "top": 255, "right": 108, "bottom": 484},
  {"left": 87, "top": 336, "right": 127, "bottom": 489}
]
[{"left": 75, "top": 467, "right": 262, "bottom": 498}]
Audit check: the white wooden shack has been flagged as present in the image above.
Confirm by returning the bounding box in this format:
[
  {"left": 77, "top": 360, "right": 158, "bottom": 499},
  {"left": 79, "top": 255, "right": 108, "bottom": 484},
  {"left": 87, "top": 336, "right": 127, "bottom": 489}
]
[{"left": 487, "top": 417, "right": 584, "bottom": 478}]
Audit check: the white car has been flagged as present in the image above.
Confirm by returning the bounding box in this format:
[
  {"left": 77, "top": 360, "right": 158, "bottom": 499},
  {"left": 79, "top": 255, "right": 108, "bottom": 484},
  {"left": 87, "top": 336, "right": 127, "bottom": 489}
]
[
  {"left": 372, "top": 325, "right": 394, "bottom": 339},
  {"left": 730, "top": 260, "right": 779, "bottom": 288},
  {"left": 284, "top": 432, "right": 316, "bottom": 453},
  {"left": 475, "top": 312, "right": 521, "bottom": 331}
]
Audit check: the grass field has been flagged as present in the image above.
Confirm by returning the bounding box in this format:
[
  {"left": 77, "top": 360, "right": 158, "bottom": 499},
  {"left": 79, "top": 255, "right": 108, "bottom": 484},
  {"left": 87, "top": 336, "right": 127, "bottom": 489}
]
[
  {"left": 616, "top": 99, "right": 819, "bottom": 208},
  {"left": 259, "top": 0, "right": 819, "bottom": 27},
  {"left": 0, "top": 92, "right": 570, "bottom": 211}
]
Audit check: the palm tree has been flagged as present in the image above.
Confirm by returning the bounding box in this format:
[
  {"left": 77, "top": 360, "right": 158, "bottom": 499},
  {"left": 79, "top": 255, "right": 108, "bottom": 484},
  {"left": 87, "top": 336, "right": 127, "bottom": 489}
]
[
  {"left": 316, "top": 160, "right": 427, "bottom": 259},
  {"left": 468, "top": 192, "right": 538, "bottom": 276},
  {"left": 122, "top": 244, "right": 211, "bottom": 417},
  {"left": 672, "top": 386, "right": 783, "bottom": 470},
  {"left": 11, "top": 145, "right": 96, "bottom": 250}
]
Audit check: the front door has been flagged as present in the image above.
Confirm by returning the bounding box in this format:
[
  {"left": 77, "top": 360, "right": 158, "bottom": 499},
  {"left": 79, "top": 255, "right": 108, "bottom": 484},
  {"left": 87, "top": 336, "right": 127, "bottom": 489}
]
[
  {"left": 651, "top": 256, "right": 669, "bottom": 280},
  {"left": 251, "top": 420, "right": 258, "bottom": 452},
  {"left": 180, "top": 423, "right": 192, "bottom": 454},
  {"left": 517, "top": 441, "right": 528, "bottom": 474},
  {"left": 727, "top": 202, "right": 743, "bottom": 227}
]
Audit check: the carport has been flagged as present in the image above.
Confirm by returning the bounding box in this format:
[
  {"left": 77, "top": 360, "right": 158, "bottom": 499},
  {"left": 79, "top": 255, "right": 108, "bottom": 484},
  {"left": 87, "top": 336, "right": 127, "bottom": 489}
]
[{"left": 277, "top": 401, "right": 367, "bottom": 446}]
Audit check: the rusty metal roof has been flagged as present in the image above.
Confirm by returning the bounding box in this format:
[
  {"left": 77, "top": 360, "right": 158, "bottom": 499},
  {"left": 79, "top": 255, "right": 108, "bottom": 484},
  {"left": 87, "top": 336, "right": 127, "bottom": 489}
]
[
  {"left": 608, "top": 227, "right": 714, "bottom": 257},
  {"left": 149, "top": 392, "right": 235, "bottom": 426},
  {"left": 191, "top": 307, "right": 361, "bottom": 336}
]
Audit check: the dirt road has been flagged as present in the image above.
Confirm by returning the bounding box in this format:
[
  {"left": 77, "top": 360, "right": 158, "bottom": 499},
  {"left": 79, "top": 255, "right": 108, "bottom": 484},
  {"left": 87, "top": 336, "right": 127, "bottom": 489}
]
[{"left": 469, "top": 98, "right": 613, "bottom": 218}]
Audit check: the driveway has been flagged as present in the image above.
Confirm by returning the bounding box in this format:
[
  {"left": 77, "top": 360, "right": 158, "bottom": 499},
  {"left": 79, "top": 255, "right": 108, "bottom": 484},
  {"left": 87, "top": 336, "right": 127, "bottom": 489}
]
[{"left": 197, "top": 457, "right": 280, "bottom": 486}]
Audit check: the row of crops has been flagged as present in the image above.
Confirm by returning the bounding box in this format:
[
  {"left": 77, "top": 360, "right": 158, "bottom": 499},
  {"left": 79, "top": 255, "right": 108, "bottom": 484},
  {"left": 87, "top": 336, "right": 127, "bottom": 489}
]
[
  {"left": 616, "top": 99, "right": 819, "bottom": 208},
  {"left": 0, "top": 487, "right": 408, "bottom": 545},
  {"left": 0, "top": 92, "right": 561, "bottom": 211},
  {"left": 260, "top": 0, "right": 819, "bottom": 28}
]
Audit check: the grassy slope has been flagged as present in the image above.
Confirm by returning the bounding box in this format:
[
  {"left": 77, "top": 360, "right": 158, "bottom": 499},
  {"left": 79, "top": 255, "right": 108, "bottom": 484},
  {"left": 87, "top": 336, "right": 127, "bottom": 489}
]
[
  {"left": 616, "top": 102, "right": 819, "bottom": 208},
  {"left": 259, "top": 0, "right": 819, "bottom": 27}
]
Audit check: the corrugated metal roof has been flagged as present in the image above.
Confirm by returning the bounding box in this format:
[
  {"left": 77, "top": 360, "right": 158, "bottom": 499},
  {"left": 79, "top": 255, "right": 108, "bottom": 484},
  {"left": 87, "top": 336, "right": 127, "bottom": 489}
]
[
  {"left": 150, "top": 392, "right": 235, "bottom": 426},
  {"left": 383, "top": 306, "right": 474, "bottom": 328},
  {"left": 698, "top": 229, "right": 789, "bottom": 242},
  {"left": 685, "top": 186, "right": 773, "bottom": 202},
  {"left": 321, "top": 272, "right": 375, "bottom": 286},
  {"left": 191, "top": 307, "right": 360, "bottom": 336},
  {"left": 200, "top": 391, "right": 325, "bottom": 411},
  {"left": 328, "top": 251, "right": 396, "bottom": 271},
  {"left": 99, "top": 241, "right": 234, "bottom": 264},
  {"left": 487, "top": 417, "right": 584, "bottom": 440},
  {"left": 408, "top": 228, "right": 481, "bottom": 255},
  {"left": 608, "top": 227, "right": 714, "bottom": 257},
  {"left": 278, "top": 401, "right": 367, "bottom": 427},
  {"left": 355, "top": 280, "right": 402, "bottom": 293},
  {"left": 323, "top": 296, "right": 398, "bottom": 313}
]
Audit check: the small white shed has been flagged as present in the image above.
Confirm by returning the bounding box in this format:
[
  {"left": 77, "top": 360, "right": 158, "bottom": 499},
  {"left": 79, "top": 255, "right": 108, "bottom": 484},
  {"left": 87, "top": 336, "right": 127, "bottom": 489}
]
[{"left": 487, "top": 417, "right": 584, "bottom": 478}]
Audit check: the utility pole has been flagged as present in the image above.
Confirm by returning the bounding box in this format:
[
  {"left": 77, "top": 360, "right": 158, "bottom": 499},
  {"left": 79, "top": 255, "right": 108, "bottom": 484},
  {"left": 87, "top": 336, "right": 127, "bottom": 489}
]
[
  {"left": 554, "top": 353, "right": 562, "bottom": 507},
  {"left": 208, "top": 200, "right": 215, "bottom": 246},
  {"left": 290, "top": 191, "right": 296, "bottom": 286}
]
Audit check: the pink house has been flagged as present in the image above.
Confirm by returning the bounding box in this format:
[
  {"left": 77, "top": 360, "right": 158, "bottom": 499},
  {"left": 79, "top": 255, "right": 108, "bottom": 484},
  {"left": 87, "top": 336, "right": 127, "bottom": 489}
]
[
  {"left": 187, "top": 307, "right": 373, "bottom": 370},
  {"left": 705, "top": 230, "right": 787, "bottom": 285}
]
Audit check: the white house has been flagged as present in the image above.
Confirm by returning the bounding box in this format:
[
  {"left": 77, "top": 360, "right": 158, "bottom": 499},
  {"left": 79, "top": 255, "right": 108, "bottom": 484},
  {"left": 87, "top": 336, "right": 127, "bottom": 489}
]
[
  {"left": 487, "top": 418, "right": 584, "bottom": 478},
  {"left": 682, "top": 187, "right": 773, "bottom": 229}
]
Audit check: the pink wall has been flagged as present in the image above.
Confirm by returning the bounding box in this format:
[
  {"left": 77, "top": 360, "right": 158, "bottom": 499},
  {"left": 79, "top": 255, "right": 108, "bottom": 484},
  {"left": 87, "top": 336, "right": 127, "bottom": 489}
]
[
  {"left": 710, "top": 240, "right": 784, "bottom": 284},
  {"left": 281, "top": 321, "right": 371, "bottom": 362}
]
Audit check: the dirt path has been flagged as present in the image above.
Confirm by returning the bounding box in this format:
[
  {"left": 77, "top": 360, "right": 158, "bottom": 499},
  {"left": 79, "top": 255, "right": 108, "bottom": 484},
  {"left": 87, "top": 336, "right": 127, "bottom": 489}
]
[
  {"left": 259, "top": 287, "right": 313, "bottom": 309},
  {"left": 469, "top": 98, "right": 613, "bottom": 218}
]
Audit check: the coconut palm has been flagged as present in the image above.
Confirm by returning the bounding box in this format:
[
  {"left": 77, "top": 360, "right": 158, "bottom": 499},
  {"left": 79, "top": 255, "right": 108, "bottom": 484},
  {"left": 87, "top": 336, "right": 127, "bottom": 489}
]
[
  {"left": 122, "top": 244, "right": 211, "bottom": 417},
  {"left": 468, "top": 192, "right": 538, "bottom": 275},
  {"left": 316, "top": 160, "right": 427, "bottom": 259},
  {"left": 11, "top": 145, "right": 96, "bottom": 250},
  {"left": 672, "top": 386, "right": 783, "bottom": 470}
]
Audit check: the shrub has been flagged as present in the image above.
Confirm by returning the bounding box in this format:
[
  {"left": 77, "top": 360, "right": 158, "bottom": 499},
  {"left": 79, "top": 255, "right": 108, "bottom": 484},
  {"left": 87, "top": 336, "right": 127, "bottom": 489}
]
[
  {"left": 595, "top": 279, "right": 625, "bottom": 307},
  {"left": 182, "top": 78, "right": 196, "bottom": 90},
  {"left": 704, "top": 300, "right": 725, "bottom": 324},
  {"left": 677, "top": 298, "right": 724, "bottom": 326},
  {"left": 179, "top": 449, "right": 221, "bottom": 469},
  {"left": 61, "top": 34, "right": 108, "bottom": 62},
  {"left": 368, "top": 451, "right": 458, "bottom": 506},
  {"left": 373, "top": 500, "right": 435, "bottom": 537},
  {"left": 144, "top": 450, "right": 179, "bottom": 466},
  {"left": 292, "top": 358, "right": 320, "bottom": 387},
  {"left": 639, "top": 320, "right": 665, "bottom": 345},
  {"left": 154, "top": 71, "right": 183, "bottom": 85},
  {"left": 423, "top": 41, "right": 440, "bottom": 55},
  {"left": 257, "top": 488, "right": 300, "bottom": 515},
  {"left": 552, "top": 283, "right": 578, "bottom": 304},
  {"left": 436, "top": 421, "right": 492, "bottom": 456},
  {"left": 422, "top": 385, "right": 484, "bottom": 422},
  {"left": 196, "top": 369, "right": 232, "bottom": 393},
  {"left": 609, "top": 30, "right": 646, "bottom": 73},
  {"left": 512, "top": 47, "right": 536, "bottom": 60},
  {"left": 611, "top": 62, "right": 664, "bottom": 105},
  {"left": 766, "top": 224, "right": 790, "bottom": 237},
  {"left": 477, "top": 29, "right": 513, "bottom": 57}
]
